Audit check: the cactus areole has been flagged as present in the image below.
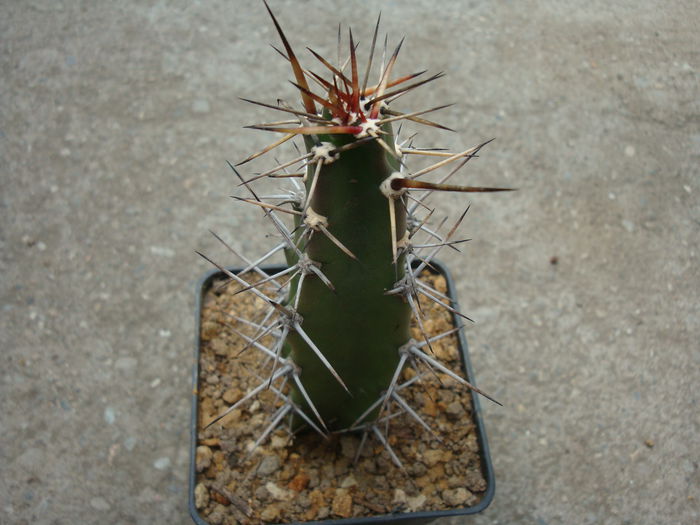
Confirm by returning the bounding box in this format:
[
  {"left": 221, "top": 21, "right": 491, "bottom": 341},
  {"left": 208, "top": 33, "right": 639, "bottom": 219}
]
[{"left": 202, "top": 2, "right": 510, "bottom": 445}]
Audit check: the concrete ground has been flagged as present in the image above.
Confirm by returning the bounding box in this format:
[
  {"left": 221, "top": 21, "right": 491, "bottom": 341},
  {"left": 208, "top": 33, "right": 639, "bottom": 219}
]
[{"left": 1, "top": 1, "right": 698, "bottom": 523}]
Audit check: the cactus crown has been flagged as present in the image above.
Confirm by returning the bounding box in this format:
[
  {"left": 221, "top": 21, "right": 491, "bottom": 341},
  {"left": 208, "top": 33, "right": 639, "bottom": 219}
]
[{"left": 200, "top": 1, "right": 510, "bottom": 466}]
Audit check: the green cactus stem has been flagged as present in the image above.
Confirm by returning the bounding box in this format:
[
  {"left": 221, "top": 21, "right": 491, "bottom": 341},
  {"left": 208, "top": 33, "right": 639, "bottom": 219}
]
[
  {"left": 285, "top": 133, "right": 412, "bottom": 430},
  {"left": 202, "top": 2, "right": 511, "bottom": 442}
]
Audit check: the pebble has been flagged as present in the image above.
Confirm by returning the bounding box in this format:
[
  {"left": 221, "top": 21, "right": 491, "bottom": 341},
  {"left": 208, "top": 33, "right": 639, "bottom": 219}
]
[
  {"left": 255, "top": 485, "right": 269, "bottom": 499},
  {"left": 211, "top": 338, "right": 229, "bottom": 357},
  {"left": 265, "top": 482, "right": 293, "bottom": 501},
  {"left": 210, "top": 490, "right": 230, "bottom": 506},
  {"left": 257, "top": 454, "right": 281, "bottom": 476},
  {"left": 422, "top": 449, "right": 445, "bottom": 467},
  {"left": 297, "top": 492, "right": 311, "bottom": 508},
  {"left": 321, "top": 463, "right": 335, "bottom": 480},
  {"left": 447, "top": 475, "right": 463, "bottom": 488},
  {"left": 393, "top": 488, "right": 407, "bottom": 504},
  {"left": 194, "top": 483, "right": 209, "bottom": 509},
  {"left": 153, "top": 457, "right": 171, "bottom": 470},
  {"left": 200, "top": 321, "right": 218, "bottom": 340},
  {"left": 465, "top": 433, "right": 479, "bottom": 452},
  {"left": 208, "top": 510, "right": 224, "bottom": 524},
  {"left": 434, "top": 276, "right": 447, "bottom": 293},
  {"left": 440, "top": 389, "right": 455, "bottom": 403},
  {"left": 260, "top": 504, "right": 281, "bottom": 522},
  {"left": 270, "top": 435, "right": 288, "bottom": 449},
  {"left": 307, "top": 469, "right": 320, "bottom": 488},
  {"left": 331, "top": 489, "right": 353, "bottom": 518},
  {"left": 443, "top": 487, "right": 475, "bottom": 506},
  {"left": 410, "top": 462, "right": 427, "bottom": 476},
  {"left": 446, "top": 401, "right": 463, "bottom": 417},
  {"left": 435, "top": 343, "right": 457, "bottom": 361},
  {"left": 334, "top": 457, "right": 350, "bottom": 477},
  {"left": 422, "top": 398, "right": 438, "bottom": 417},
  {"left": 288, "top": 472, "right": 310, "bottom": 491},
  {"left": 196, "top": 446, "right": 213, "bottom": 472},
  {"left": 340, "top": 474, "right": 357, "bottom": 488},
  {"left": 90, "top": 497, "right": 111, "bottom": 510},
  {"left": 407, "top": 494, "right": 427, "bottom": 511},
  {"left": 465, "top": 470, "right": 487, "bottom": 491},
  {"left": 309, "top": 489, "right": 325, "bottom": 508},
  {"left": 222, "top": 388, "right": 242, "bottom": 404}
]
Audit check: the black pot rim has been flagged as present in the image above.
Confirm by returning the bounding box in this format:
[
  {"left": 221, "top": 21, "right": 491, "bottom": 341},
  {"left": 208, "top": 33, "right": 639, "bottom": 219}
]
[{"left": 189, "top": 260, "right": 495, "bottom": 524}]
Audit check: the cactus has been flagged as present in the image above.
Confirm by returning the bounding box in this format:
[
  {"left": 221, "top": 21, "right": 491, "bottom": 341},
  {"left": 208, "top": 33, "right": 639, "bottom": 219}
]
[{"left": 200, "top": 1, "right": 510, "bottom": 462}]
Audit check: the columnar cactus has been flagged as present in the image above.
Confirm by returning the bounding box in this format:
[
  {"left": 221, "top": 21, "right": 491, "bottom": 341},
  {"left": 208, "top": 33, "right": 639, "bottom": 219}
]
[{"left": 200, "top": 1, "right": 509, "bottom": 462}]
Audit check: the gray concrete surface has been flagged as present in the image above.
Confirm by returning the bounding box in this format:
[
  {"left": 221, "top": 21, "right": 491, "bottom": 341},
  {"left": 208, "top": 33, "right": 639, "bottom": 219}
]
[{"left": 1, "top": 1, "right": 698, "bottom": 523}]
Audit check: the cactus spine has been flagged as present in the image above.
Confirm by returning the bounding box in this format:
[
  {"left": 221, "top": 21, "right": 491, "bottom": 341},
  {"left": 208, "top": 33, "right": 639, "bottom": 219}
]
[{"left": 201, "top": 2, "right": 510, "bottom": 459}]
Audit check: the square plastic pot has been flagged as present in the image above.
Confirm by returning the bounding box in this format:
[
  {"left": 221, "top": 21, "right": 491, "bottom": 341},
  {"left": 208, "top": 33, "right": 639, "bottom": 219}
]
[{"left": 189, "top": 260, "right": 495, "bottom": 524}]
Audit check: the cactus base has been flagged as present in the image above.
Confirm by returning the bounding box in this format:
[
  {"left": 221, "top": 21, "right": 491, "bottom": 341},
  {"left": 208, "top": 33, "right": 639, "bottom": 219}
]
[{"left": 190, "top": 261, "right": 494, "bottom": 525}]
